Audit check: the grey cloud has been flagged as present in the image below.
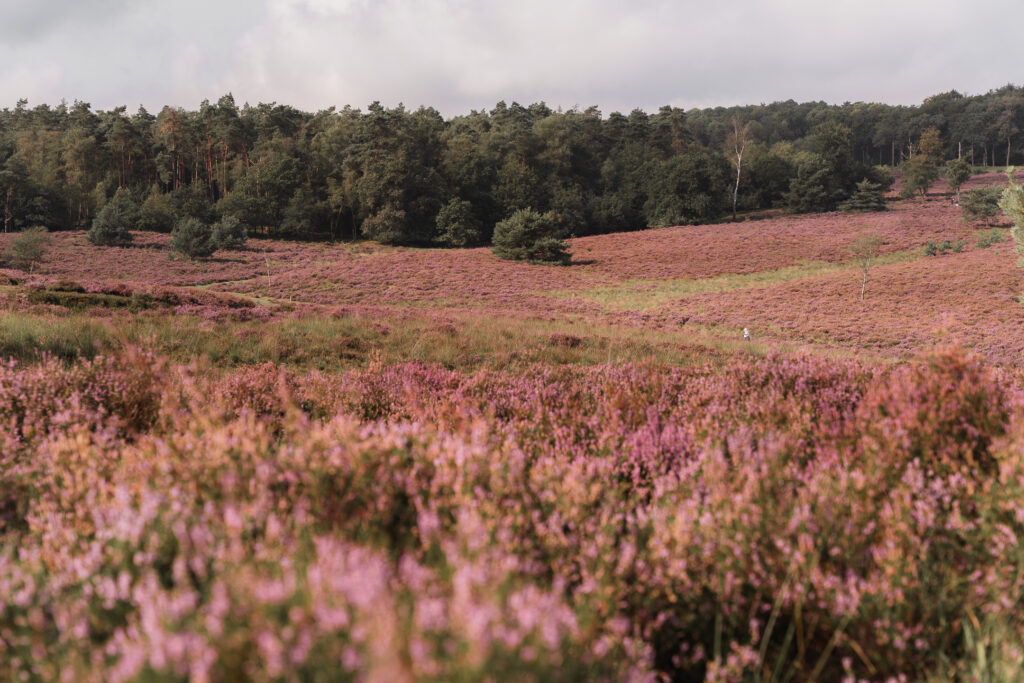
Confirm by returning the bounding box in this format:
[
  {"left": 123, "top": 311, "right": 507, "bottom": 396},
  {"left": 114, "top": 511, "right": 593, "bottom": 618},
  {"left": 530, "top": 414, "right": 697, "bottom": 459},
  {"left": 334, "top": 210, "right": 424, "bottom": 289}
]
[
  {"left": 2, "top": 0, "right": 1024, "bottom": 114},
  {"left": 0, "top": 0, "right": 140, "bottom": 42}
]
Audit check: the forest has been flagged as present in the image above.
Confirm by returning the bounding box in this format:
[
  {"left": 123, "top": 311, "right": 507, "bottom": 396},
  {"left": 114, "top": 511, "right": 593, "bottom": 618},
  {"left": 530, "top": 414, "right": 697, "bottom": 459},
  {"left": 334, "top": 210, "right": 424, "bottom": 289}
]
[{"left": 1, "top": 85, "right": 1023, "bottom": 246}]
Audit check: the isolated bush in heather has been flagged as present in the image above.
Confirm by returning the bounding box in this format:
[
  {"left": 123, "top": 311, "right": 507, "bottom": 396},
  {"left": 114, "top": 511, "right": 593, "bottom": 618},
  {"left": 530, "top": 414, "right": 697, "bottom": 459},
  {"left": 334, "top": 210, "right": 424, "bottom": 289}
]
[
  {"left": 171, "top": 216, "right": 216, "bottom": 258},
  {"left": 900, "top": 126, "right": 944, "bottom": 198},
  {"left": 435, "top": 198, "right": 483, "bottom": 247},
  {"left": 838, "top": 178, "right": 887, "bottom": 212},
  {"left": 900, "top": 156, "right": 941, "bottom": 198},
  {"left": 925, "top": 238, "right": 966, "bottom": 256},
  {"left": 87, "top": 187, "right": 135, "bottom": 246},
  {"left": 961, "top": 185, "right": 1004, "bottom": 224},
  {"left": 2, "top": 225, "right": 49, "bottom": 271},
  {"left": 945, "top": 157, "right": 973, "bottom": 199},
  {"left": 211, "top": 215, "right": 248, "bottom": 250},
  {"left": 492, "top": 208, "right": 570, "bottom": 264}
]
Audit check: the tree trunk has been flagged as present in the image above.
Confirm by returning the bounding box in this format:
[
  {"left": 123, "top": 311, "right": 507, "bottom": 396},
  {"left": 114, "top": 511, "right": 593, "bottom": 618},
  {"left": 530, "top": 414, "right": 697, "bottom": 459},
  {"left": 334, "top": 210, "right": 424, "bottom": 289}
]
[
  {"left": 732, "top": 150, "right": 742, "bottom": 221},
  {"left": 3, "top": 187, "right": 12, "bottom": 232},
  {"left": 1007, "top": 137, "right": 1012, "bottom": 167}
]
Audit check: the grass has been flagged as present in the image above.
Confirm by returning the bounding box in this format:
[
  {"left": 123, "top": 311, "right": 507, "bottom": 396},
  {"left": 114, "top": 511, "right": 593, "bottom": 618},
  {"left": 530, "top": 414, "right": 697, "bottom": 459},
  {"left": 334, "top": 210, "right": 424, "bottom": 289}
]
[
  {"left": 558, "top": 246, "right": 926, "bottom": 312},
  {"left": 0, "top": 313, "right": 115, "bottom": 361},
  {"left": 0, "top": 304, "right": 901, "bottom": 375}
]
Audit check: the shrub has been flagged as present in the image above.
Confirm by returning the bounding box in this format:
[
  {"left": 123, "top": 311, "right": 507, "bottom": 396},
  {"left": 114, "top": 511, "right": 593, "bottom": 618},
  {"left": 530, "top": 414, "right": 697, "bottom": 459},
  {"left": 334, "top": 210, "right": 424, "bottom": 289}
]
[
  {"left": 975, "top": 228, "right": 1006, "bottom": 249},
  {"left": 839, "top": 178, "right": 887, "bottom": 212},
  {"left": 945, "top": 157, "right": 973, "bottom": 198},
  {"left": 87, "top": 188, "right": 135, "bottom": 246},
  {"left": 136, "top": 187, "right": 176, "bottom": 232},
  {"left": 436, "top": 199, "right": 483, "bottom": 248},
  {"left": 360, "top": 205, "right": 408, "bottom": 245},
  {"left": 961, "top": 185, "right": 1004, "bottom": 224},
  {"left": 2, "top": 226, "right": 49, "bottom": 272},
  {"left": 212, "top": 215, "right": 248, "bottom": 250},
  {"left": 900, "top": 156, "right": 940, "bottom": 197},
  {"left": 170, "top": 217, "right": 216, "bottom": 258},
  {"left": 492, "top": 208, "right": 571, "bottom": 264},
  {"left": 925, "top": 238, "right": 966, "bottom": 256}
]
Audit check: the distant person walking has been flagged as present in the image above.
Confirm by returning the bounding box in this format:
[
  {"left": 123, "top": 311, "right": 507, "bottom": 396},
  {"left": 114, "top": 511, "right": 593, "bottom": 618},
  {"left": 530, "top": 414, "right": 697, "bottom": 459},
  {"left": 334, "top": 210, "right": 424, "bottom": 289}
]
[{"left": 743, "top": 327, "right": 750, "bottom": 341}]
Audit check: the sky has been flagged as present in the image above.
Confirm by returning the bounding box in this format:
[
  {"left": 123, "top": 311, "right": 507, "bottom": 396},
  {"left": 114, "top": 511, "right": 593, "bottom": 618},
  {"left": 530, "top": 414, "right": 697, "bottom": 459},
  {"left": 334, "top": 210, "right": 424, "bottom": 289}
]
[{"left": 2, "top": 0, "right": 1022, "bottom": 117}]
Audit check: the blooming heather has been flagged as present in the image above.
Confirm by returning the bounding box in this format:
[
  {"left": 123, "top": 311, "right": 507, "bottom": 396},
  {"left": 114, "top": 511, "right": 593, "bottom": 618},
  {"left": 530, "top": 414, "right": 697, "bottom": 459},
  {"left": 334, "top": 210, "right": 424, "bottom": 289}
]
[{"left": 2, "top": 344, "right": 1024, "bottom": 680}]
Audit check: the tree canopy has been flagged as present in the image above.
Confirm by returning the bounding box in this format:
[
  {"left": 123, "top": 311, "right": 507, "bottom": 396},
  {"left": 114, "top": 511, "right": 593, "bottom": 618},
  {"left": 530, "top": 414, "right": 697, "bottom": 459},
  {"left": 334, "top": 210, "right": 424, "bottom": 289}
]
[{"left": 1, "top": 86, "right": 1021, "bottom": 246}]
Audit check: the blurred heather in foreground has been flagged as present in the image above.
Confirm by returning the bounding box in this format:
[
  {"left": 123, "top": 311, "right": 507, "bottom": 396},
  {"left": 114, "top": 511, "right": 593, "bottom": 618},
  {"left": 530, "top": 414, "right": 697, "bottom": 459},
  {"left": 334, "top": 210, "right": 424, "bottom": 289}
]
[{"left": 2, "top": 346, "right": 1024, "bottom": 680}]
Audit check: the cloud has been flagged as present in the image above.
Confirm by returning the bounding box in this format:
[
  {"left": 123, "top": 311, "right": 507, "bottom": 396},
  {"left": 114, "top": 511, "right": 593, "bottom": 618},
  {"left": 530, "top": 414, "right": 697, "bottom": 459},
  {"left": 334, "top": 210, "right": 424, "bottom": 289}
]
[
  {"left": 221, "top": 0, "right": 1023, "bottom": 115},
  {"left": 0, "top": 0, "right": 140, "bottom": 43},
  {"left": 0, "top": 64, "right": 64, "bottom": 103},
  {"left": 0, "top": 0, "right": 1022, "bottom": 114}
]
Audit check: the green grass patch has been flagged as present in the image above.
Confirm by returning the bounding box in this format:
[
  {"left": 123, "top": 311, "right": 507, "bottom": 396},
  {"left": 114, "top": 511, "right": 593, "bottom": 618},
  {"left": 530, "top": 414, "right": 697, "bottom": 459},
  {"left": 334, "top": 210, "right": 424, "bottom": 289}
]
[
  {"left": 558, "top": 247, "right": 925, "bottom": 312},
  {"left": 0, "top": 313, "right": 115, "bottom": 361}
]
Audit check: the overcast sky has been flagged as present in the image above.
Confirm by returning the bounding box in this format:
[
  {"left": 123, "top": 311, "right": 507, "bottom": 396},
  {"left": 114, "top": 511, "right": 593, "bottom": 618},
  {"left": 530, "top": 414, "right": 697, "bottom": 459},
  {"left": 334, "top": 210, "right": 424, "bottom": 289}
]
[{"left": 2, "top": 0, "right": 1022, "bottom": 117}]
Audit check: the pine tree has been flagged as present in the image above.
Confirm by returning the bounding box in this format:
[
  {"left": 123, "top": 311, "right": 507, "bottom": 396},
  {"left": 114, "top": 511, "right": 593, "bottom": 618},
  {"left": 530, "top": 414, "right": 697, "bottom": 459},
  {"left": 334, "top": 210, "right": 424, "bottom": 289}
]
[
  {"left": 492, "top": 208, "right": 570, "bottom": 264},
  {"left": 170, "top": 217, "right": 216, "bottom": 258},
  {"left": 839, "top": 178, "right": 887, "bottom": 212},
  {"left": 87, "top": 187, "right": 135, "bottom": 246}
]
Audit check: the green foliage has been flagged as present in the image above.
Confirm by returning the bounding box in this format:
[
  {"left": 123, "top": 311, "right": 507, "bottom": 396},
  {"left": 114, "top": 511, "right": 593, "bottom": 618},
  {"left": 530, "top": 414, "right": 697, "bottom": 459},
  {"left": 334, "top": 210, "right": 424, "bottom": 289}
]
[
  {"left": 918, "top": 126, "right": 944, "bottom": 161},
  {"left": 136, "top": 187, "right": 176, "bottom": 232},
  {"left": 26, "top": 289, "right": 160, "bottom": 312},
  {"left": 211, "top": 216, "right": 247, "bottom": 250},
  {"left": 2, "top": 226, "right": 50, "bottom": 271},
  {"left": 360, "top": 205, "right": 409, "bottom": 245},
  {"left": 492, "top": 208, "right": 570, "bottom": 264},
  {"left": 925, "top": 238, "right": 966, "bottom": 256},
  {"left": 11, "top": 89, "right": 1024, "bottom": 247},
  {"left": 746, "top": 153, "right": 797, "bottom": 208},
  {"left": 974, "top": 228, "right": 1006, "bottom": 249},
  {"left": 786, "top": 155, "right": 838, "bottom": 213},
  {"left": 866, "top": 165, "right": 895, "bottom": 192},
  {"left": 172, "top": 184, "right": 216, "bottom": 224},
  {"left": 839, "top": 178, "right": 887, "bottom": 212},
  {"left": 643, "top": 150, "right": 731, "bottom": 226},
  {"left": 945, "top": 157, "right": 973, "bottom": 197},
  {"left": 998, "top": 169, "right": 1024, "bottom": 269},
  {"left": 961, "top": 185, "right": 1005, "bottom": 224},
  {"left": 900, "top": 156, "right": 941, "bottom": 197},
  {"left": 170, "top": 217, "right": 216, "bottom": 258},
  {"left": 435, "top": 198, "right": 483, "bottom": 247},
  {"left": 87, "top": 187, "right": 135, "bottom": 246}
]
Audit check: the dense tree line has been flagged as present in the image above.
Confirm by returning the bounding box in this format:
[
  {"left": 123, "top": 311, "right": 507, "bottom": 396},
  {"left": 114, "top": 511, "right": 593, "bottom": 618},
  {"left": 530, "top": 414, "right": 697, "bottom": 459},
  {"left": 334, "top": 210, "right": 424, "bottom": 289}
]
[{"left": 1, "top": 86, "right": 1022, "bottom": 246}]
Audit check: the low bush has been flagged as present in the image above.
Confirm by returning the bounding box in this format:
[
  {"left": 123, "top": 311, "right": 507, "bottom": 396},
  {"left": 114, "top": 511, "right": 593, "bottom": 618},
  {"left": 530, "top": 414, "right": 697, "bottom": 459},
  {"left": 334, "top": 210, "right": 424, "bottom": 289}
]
[
  {"left": 212, "top": 215, "right": 248, "bottom": 250},
  {"left": 975, "top": 228, "right": 1006, "bottom": 248},
  {"left": 925, "top": 238, "right": 966, "bottom": 255},
  {"left": 87, "top": 187, "right": 135, "bottom": 246},
  {"left": 492, "top": 208, "right": 571, "bottom": 264},
  {"left": 961, "top": 185, "right": 1004, "bottom": 224},
  {"left": 170, "top": 216, "right": 216, "bottom": 258},
  {"left": 2, "top": 226, "right": 50, "bottom": 271}
]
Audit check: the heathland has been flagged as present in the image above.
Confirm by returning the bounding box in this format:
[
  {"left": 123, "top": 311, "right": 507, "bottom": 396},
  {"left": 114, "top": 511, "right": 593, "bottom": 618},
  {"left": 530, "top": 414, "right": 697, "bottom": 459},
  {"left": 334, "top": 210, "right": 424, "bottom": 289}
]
[{"left": 3, "top": 162, "right": 1024, "bottom": 681}]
